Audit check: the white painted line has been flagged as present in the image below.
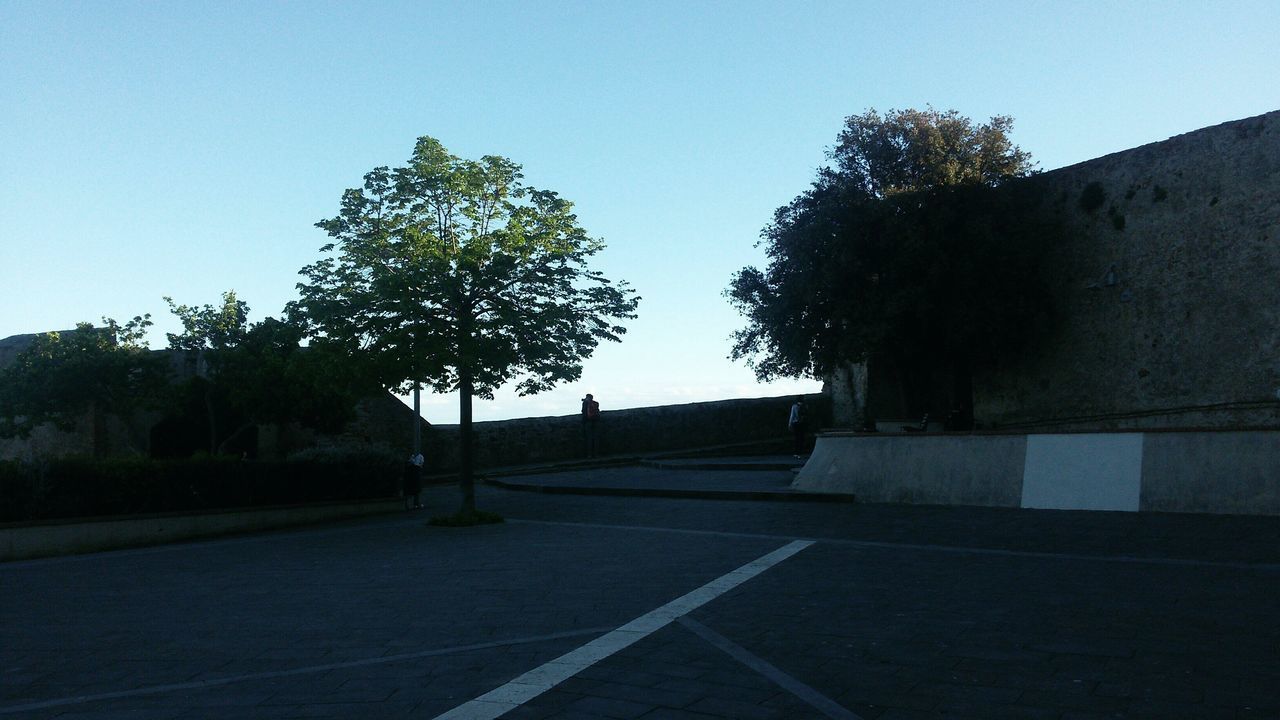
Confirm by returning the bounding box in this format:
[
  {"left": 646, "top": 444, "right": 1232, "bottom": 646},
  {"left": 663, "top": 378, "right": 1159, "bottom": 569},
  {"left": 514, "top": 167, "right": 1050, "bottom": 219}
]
[
  {"left": 678, "top": 617, "right": 863, "bottom": 720},
  {"left": 508, "top": 519, "right": 1280, "bottom": 571},
  {"left": 0, "top": 627, "right": 613, "bottom": 715},
  {"left": 431, "top": 540, "right": 815, "bottom": 720}
]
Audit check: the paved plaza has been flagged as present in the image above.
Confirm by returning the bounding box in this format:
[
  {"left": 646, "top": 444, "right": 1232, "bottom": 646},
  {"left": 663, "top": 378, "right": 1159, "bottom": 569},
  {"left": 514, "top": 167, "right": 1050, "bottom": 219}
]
[{"left": 2, "top": 463, "right": 1278, "bottom": 719}]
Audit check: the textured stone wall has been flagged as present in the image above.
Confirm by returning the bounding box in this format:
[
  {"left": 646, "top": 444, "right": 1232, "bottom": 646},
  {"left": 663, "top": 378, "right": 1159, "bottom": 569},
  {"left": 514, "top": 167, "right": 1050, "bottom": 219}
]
[
  {"left": 420, "top": 393, "right": 828, "bottom": 472},
  {"left": 0, "top": 411, "right": 95, "bottom": 462},
  {"left": 824, "top": 361, "right": 868, "bottom": 428},
  {"left": 974, "top": 111, "right": 1280, "bottom": 430}
]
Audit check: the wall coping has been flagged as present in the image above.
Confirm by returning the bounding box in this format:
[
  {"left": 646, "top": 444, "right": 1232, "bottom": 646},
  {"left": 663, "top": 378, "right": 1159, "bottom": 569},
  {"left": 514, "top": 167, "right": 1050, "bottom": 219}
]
[
  {"left": 818, "top": 426, "right": 1280, "bottom": 438},
  {"left": 426, "top": 392, "right": 827, "bottom": 429}
]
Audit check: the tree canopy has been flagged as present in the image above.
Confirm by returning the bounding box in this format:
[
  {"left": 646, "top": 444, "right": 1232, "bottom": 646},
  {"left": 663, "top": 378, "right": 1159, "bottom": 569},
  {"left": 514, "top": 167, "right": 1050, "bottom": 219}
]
[
  {"left": 728, "top": 108, "right": 1051, "bottom": 409},
  {"left": 828, "top": 107, "right": 1035, "bottom": 199},
  {"left": 164, "top": 291, "right": 367, "bottom": 455},
  {"left": 165, "top": 291, "right": 249, "bottom": 353},
  {"left": 0, "top": 316, "right": 167, "bottom": 444},
  {"left": 289, "top": 136, "right": 639, "bottom": 514}
]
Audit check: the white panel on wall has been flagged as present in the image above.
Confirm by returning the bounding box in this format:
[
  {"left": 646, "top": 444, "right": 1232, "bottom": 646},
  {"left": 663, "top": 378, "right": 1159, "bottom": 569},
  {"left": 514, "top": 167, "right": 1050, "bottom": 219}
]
[{"left": 1020, "top": 434, "right": 1144, "bottom": 511}]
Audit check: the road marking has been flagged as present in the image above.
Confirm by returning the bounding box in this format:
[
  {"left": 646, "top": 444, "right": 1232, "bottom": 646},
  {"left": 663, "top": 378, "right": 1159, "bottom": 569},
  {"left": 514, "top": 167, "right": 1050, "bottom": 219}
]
[
  {"left": 508, "top": 519, "right": 1280, "bottom": 571},
  {"left": 678, "top": 617, "right": 863, "bottom": 720},
  {"left": 0, "top": 627, "right": 613, "bottom": 715},
  {"left": 0, "top": 514, "right": 431, "bottom": 569},
  {"left": 431, "top": 540, "right": 815, "bottom": 720}
]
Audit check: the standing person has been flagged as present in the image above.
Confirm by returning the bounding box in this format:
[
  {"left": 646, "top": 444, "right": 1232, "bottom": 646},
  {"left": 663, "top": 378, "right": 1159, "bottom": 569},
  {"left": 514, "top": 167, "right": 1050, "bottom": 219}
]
[
  {"left": 581, "top": 393, "right": 600, "bottom": 457},
  {"left": 788, "top": 397, "right": 807, "bottom": 456},
  {"left": 403, "top": 452, "right": 424, "bottom": 509}
]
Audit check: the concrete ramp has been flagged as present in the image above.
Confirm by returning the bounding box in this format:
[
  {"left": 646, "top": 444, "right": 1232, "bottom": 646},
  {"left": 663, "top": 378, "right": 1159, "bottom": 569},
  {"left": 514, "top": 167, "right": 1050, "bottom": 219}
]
[{"left": 795, "top": 433, "right": 1026, "bottom": 507}]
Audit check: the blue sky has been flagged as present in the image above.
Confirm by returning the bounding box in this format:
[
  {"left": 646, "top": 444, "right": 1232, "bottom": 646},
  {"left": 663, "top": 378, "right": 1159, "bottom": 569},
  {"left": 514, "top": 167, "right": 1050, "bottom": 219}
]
[{"left": 2, "top": 1, "right": 1277, "bottom": 424}]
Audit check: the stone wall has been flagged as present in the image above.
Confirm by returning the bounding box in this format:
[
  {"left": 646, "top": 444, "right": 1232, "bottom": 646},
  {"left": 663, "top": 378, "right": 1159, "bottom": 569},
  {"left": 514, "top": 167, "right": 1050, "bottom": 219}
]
[
  {"left": 0, "top": 365, "right": 818, "bottom": 468},
  {"left": 823, "top": 362, "right": 868, "bottom": 429},
  {"left": 825, "top": 111, "right": 1280, "bottom": 432},
  {"left": 0, "top": 411, "right": 96, "bottom": 462},
  {"left": 974, "top": 111, "right": 1280, "bottom": 430},
  {"left": 420, "top": 393, "right": 827, "bottom": 473}
]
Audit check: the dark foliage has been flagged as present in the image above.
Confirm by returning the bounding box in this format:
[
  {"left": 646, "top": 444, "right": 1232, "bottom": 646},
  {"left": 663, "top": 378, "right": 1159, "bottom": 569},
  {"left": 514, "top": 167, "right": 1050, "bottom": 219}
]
[
  {"left": 0, "top": 448, "right": 399, "bottom": 523},
  {"left": 1079, "top": 181, "right": 1107, "bottom": 212},
  {"left": 0, "top": 318, "right": 167, "bottom": 440},
  {"left": 727, "top": 107, "right": 1052, "bottom": 388},
  {"left": 728, "top": 179, "right": 1056, "bottom": 382}
]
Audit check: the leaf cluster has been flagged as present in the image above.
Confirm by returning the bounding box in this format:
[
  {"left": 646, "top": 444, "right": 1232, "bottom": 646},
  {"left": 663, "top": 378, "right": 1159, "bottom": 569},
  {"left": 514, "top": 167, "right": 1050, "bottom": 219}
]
[
  {"left": 289, "top": 136, "right": 640, "bottom": 398},
  {"left": 164, "top": 291, "right": 249, "bottom": 352},
  {"left": 728, "top": 107, "right": 1051, "bottom": 382},
  {"left": 829, "top": 106, "right": 1036, "bottom": 199},
  {"left": 163, "top": 292, "right": 373, "bottom": 440},
  {"left": 0, "top": 316, "right": 168, "bottom": 437},
  {"left": 212, "top": 318, "right": 373, "bottom": 433}
]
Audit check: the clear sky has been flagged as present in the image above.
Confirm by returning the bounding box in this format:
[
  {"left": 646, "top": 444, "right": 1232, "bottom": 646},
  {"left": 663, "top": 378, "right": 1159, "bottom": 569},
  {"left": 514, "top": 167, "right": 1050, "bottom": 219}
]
[{"left": 2, "top": 1, "right": 1277, "bottom": 425}]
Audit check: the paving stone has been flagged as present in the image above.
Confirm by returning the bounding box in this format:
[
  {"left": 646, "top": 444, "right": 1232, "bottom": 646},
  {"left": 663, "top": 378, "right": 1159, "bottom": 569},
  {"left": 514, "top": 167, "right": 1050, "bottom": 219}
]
[
  {"left": 1, "top": 469, "right": 1277, "bottom": 719},
  {"left": 560, "top": 695, "right": 653, "bottom": 719},
  {"left": 628, "top": 708, "right": 726, "bottom": 720},
  {"left": 683, "top": 696, "right": 787, "bottom": 719}
]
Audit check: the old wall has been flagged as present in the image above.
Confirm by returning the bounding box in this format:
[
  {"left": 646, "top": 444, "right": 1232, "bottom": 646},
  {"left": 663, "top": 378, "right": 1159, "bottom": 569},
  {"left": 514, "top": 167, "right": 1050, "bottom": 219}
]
[
  {"left": 0, "top": 333, "right": 96, "bottom": 461},
  {"left": 420, "top": 393, "right": 827, "bottom": 472},
  {"left": 824, "top": 361, "right": 868, "bottom": 429},
  {"left": 974, "top": 111, "right": 1280, "bottom": 430},
  {"left": 0, "top": 411, "right": 96, "bottom": 462}
]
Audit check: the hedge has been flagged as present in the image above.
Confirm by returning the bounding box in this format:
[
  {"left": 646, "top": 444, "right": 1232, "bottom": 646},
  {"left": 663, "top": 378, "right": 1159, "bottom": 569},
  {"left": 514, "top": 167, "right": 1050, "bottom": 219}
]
[{"left": 0, "top": 448, "right": 400, "bottom": 523}]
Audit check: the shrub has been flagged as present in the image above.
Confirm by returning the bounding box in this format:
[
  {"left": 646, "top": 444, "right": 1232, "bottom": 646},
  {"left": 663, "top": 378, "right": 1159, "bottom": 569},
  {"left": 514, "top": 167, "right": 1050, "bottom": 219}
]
[
  {"left": 1079, "top": 181, "right": 1106, "bottom": 212},
  {"left": 0, "top": 447, "right": 401, "bottom": 523}
]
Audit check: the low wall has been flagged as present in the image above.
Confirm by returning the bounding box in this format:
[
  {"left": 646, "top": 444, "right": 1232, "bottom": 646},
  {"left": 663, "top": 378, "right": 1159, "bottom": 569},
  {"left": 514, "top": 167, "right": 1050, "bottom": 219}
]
[
  {"left": 1, "top": 498, "right": 404, "bottom": 562},
  {"left": 422, "top": 393, "right": 827, "bottom": 472},
  {"left": 793, "top": 429, "right": 1280, "bottom": 515}
]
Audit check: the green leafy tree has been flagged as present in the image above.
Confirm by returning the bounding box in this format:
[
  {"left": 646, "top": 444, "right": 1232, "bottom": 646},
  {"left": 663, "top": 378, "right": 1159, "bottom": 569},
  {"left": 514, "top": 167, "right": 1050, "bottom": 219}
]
[
  {"left": 290, "top": 136, "right": 640, "bottom": 515},
  {"left": 164, "top": 291, "right": 251, "bottom": 454},
  {"left": 214, "top": 318, "right": 372, "bottom": 437},
  {"left": 828, "top": 106, "right": 1035, "bottom": 199},
  {"left": 165, "top": 291, "right": 249, "bottom": 353},
  {"left": 165, "top": 292, "right": 366, "bottom": 454},
  {"left": 729, "top": 108, "right": 1049, "bottom": 421},
  {"left": 0, "top": 316, "right": 168, "bottom": 449}
]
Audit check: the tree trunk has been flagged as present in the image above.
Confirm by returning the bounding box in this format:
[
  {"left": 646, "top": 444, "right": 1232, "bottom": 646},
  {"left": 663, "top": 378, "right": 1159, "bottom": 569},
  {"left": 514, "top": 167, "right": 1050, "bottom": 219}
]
[{"left": 458, "top": 369, "right": 476, "bottom": 514}]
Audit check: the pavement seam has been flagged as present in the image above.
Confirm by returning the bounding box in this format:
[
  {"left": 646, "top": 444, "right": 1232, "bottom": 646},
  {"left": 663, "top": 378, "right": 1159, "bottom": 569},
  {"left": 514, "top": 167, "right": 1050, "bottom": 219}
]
[
  {"left": 0, "top": 513, "right": 434, "bottom": 569},
  {"left": 0, "top": 626, "right": 614, "bottom": 715},
  {"left": 429, "top": 540, "right": 816, "bottom": 720},
  {"left": 506, "top": 518, "right": 1280, "bottom": 571},
  {"left": 484, "top": 477, "right": 855, "bottom": 503},
  {"left": 677, "top": 616, "right": 864, "bottom": 720}
]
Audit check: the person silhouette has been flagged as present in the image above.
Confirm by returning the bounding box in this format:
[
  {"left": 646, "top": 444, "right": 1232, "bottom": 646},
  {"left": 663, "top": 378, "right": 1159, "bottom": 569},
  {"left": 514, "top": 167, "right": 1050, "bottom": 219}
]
[
  {"left": 581, "top": 394, "right": 600, "bottom": 457},
  {"left": 788, "top": 397, "right": 807, "bottom": 456}
]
